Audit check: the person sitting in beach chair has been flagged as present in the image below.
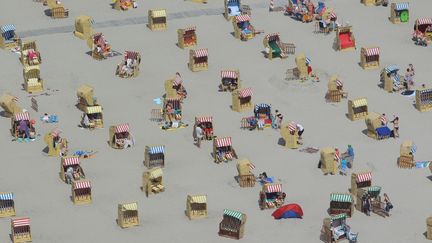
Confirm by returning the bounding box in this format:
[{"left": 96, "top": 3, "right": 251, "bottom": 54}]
[
  {"left": 114, "top": 132, "right": 127, "bottom": 148},
  {"left": 177, "top": 85, "right": 187, "bottom": 101},
  {"left": 165, "top": 103, "right": 175, "bottom": 122},
  {"left": 81, "top": 113, "right": 94, "bottom": 129},
  {"left": 65, "top": 166, "right": 74, "bottom": 184},
  {"left": 27, "top": 49, "right": 40, "bottom": 65}
]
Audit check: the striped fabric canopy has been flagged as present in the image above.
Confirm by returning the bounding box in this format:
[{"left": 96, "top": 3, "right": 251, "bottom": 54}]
[
  {"left": 194, "top": 48, "right": 208, "bottom": 58},
  {"left": 1, "top": 24, "right": 16, "bottom": 33},
  {"left": 254, "top": 103, "right": 271, "bottom": 112},
  {"left": 352, "top": 98, "right": 367, "bottom": 108},
  {"left": 420, "top": 88, "right": 432, "bottom": 94},
  {"left": 149, "top": 168, "right": 163, "bottom": 179},
  {"left": 122, "top": 202, "right": 138, "bottom": 211},
  {"left": 86, "top": 106, "right": 102, "bottom": 114},
  {"left": 235, "top": 15, "right": 251, "bottom": 23},
  {"left": 329, "top": 12, "right": 337, "bottom": 19},
  {"left": 149, "top": 145, "right": 165, "bottom": 154},
  {"left": 189, "top": 195, "right": 207, "bottom": 204},
  {"left": 151, "top": 9, "right": 166, "bottom": 18},
  {"left": 416, "top": 18, "right": 432, "bottom": 25},
  {"left": 365, "top": 47, "right": 380, "bottom": 56},
  {"left": 215, "top": 137, "right": 232, "bottom": 147},
  {"left": 249, "top": 163, "right": 256, "bottom": 170},
  {"left": 266, "top": 33, "right": 280, "bottom": 42},
  {"left": 288, "top": 122, "right": 297, "bottom": 132},
  {"left": 411, "top": 143, "right": 417, "bottom": 154},
  {"left": 184, "top": 26, "right": 196, "bottom": 32},
  {"left": 0, "top": 193, "right": 13, "bottom": 200},
  {"left": 195, "top": 116, "right": 213, "bottom": 123},
  {"left": 331, "top": 213, "right": 347, "bottom": 222},
  {"left": 74, "top": 180, "right": 92, "bottom": 189},
  {"left": 125, "top": 51, "right": 139, "bottom": 60},
  {"left": 367, "top": 186, "right": 381, "bottom": 192},
  {"left": 51, "top": 128, "right": 62, "bottom": 137},
  {"left": 165, "top": 98, "right": 181, "bottom": 109},
  {"left": 14, "top": 112, "right": 30, "bottom": 121},
  {"left": 223, "top": 209, "right": 244, "bottom": 221},
  {"left": 63, "top": 156, "right": 80, "bottom": 166},
  {"left": 221, "top": 70, "right": 238, "bottom": 79},
  {"left": 115, "top": 123, "right": 129, "bottom": 133},
  {"left": 356, "top": 172, "right": 372, "bottom": 182},
  {"left": 335, "top": 79, "right": 343, "bottom": 87},
  {"left": 264, "top": 183, "right": 282, "bottom": 193},
  {"left": 395, "top": 2, "right": 409, "bottom": 11},
  {"left": 11, "top": 218, "right": 30, "bottom": 228},
  {"left": 238, "top": 88, "right": 252, "bottom": 98},
  {"left": 172, "top": 76, "right": 182, "bottom": 86},
  {"left": 334, "top": 152, "right": 340, "bottom": 161},
  {"left": 330, "top": 193, "right": 353, "bottom": 203}
]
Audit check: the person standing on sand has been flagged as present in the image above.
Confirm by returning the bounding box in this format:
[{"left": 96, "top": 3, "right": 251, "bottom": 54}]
[
  {"left": 384, "top": 193, "right": 393, "bottom": 214},
  {"left": 391, "top": 116, "right": 399, "bottom": 138},
  {"left": 275, "top": 110, "right": 283, "bottom": 129},
  {"left": 296, "top": 123, "right": 304, "bottom": 141},
  {"left": 195, "top": 124, "right": 203, "bottom": 148},
  {"left": 380, "top": 113, "right": 388, "bottom": 126}
]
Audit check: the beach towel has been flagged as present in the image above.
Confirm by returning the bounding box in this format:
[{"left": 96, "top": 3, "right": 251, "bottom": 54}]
[
  {"left": 415, "top": 161, "right": 431, "bottom": 168},
  {"left": 153, "top": 97, "right": 162, "bottom": 105},
  {"left": 73, "top": 150, "right": 97, "bottom": 158}
]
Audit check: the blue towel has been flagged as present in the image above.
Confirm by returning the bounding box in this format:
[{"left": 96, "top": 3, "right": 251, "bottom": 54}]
[
  {"left": 242, "top": 29, "right": 252, "bottom": 34},
  {"left": 376, "top": 127, "right": 391, "bottom": 137},
  {"left": 153, "top": 97, "right": 162, "bottom": 105},
  {"left": 49, "top": 115, "right": 59, "bottom": 123},
  {"left": 416, "top": 161, "right": 431, "bottom": 168}
]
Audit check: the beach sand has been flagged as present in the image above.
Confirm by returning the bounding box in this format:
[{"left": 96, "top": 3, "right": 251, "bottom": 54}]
[{"left": 1, "top": 0, "right": 432, "bottom": 242}]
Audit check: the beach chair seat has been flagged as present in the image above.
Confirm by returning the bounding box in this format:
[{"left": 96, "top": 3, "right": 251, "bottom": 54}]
[
  {"left": 339, "top": 33, "right": 355, "bottom": 49},
  {"left": 268, "top": 41, "right": 281, "bottom": 56},
  {"left": 151, "top": 186, "right": 160, "bottom": 193},
  {"left": 156, "top": 184, "right": 165, "bottom": 191}
]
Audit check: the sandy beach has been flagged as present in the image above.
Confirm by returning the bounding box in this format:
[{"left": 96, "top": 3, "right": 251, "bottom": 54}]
[{"left": 1, "top": 0, "right": 432, "bottom": 242}]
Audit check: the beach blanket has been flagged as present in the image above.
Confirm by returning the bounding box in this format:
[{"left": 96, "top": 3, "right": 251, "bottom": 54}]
[
  {"left": 415, "top": 161, "right": 431, "bottom": 168},
  {"left": 40, "top": 115, "right": 59, "bottom": 123},
  {"left": 153, "top": 97, "right": 162, "bottom": 105},
  {"left": 73, "top": 150, "right": 97, "bottom": 158}
]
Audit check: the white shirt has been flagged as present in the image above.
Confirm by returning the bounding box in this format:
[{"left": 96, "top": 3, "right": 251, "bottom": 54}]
[
  {"left": 296, "top": 124, "right": 304, "bottom": 131},
  {"left": 66, "top": 167, "right": 74, "bottom": 175},
  {"left": 195, "top": 126, "right": 203, "bottom": 138}
]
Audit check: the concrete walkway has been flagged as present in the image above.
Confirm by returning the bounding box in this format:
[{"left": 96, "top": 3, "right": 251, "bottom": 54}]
[{"left": 17, "top": 1, "right": 286, "bottom": 38}]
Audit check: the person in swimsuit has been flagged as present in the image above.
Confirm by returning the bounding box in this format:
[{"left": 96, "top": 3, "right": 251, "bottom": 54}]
[
  {"left": 165, "top": 103, "right": 174, "bottom": 122},
  {"left": 391, "top": 116, "right": 399, "bottom": 138}
]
